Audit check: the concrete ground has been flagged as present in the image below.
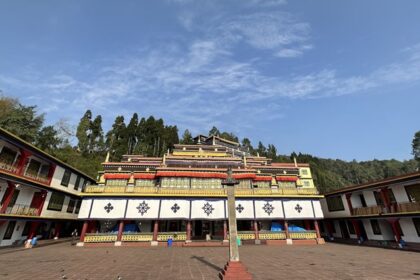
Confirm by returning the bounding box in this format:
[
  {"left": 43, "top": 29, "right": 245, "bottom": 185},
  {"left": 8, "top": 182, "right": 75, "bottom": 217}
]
[{"left": 0, "top": 242, "right": 419, "bottom": 280}]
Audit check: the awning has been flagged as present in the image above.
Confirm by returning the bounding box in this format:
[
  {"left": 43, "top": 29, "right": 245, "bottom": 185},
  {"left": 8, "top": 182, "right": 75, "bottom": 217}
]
[{"left": 104, "top": 173, "right": 131, "bottom": 179}]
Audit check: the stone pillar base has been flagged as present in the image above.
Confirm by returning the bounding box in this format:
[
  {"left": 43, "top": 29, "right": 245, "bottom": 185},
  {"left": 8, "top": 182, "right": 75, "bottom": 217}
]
[
  {"left": 114, "top": 241, "right": 122, "bottom": 246},
  {"left": 223, "top": 239, "right": 229, "bottom": 243},
  {"left": 150, "top": 241, "right": 159, "bottom": 246},
  {"left": 316, "top": 238, "right": 325, "bottom": 245},
  {"left": 286, "top": 239, "right": 293, "bottom": 245},
  {"left": 185, "top": 240, "right": 192, "bottom": 243},
  {"left": 76, "top": 242, "right": 84, "bottom": 247},
  {"left": 219, "top": 261, "right": 253, "bottom": 280},
  {"left": 254, "top": 239, "right": 261, "bottom": 245}
]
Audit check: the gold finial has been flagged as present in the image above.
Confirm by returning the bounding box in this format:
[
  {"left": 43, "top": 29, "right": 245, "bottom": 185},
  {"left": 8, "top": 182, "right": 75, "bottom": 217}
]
[
  {"left": 105, "top": 151, "right": 110, "bottom": 162},
  {"left": 293, "top": 156, "right": 298, "bottom": 167}
]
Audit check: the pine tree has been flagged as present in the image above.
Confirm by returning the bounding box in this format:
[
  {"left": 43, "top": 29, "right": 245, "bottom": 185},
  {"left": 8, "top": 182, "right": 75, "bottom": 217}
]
[
  {"left": 181, "top": 129, "right": 193, "bottom": 144},
  {"left": 90, "top": 115, "right": 105, "bottom": 153},
  {"left": 257, "top": 141, "right": 267, "bottom": 157},
  {"left": 35, "top": 125, "right": 62, "bottom": 152},
  {"left": 106, "top": 116, "right": 127, "bottom": 161},
  {"left": 413, "top": 131, "right": 420, "bottom": 167},
  {"left": 267, "top": 144, "right": 277, "bottom": 160},
  {"left": 126, "top": 113, "right": 139, "bottom": 154},
  {"left": 76, "top": 110, "right": 92, "bottom": 155},
  {"left": 209, "top": 126, "right": 220, "bottom": 136}
]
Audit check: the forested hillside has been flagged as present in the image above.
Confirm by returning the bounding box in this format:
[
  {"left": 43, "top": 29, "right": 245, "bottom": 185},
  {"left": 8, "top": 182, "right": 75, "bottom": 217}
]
[{"left": 1, "top": 95, "right": 418, "bottom": 193}]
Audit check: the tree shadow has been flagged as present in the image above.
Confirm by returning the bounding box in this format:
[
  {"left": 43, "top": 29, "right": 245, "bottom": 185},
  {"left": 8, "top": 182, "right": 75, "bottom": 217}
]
[{"left": 191, "top": 255, "right": 223, "bottom": 271}]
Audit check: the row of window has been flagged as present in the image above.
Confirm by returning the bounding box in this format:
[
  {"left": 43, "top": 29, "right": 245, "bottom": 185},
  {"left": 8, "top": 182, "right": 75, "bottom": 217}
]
[
  {"left": 47, "top": 192, "right": 81, "bottom": 214},
  {"left": 327, "top": 184, "right": 420, "bottom": 212},
  {"left": 60, "top": 169, "right": 88, "bottom": 191},
  {"left": 105, "top": 178, "right": 310, "bottom": 189}
]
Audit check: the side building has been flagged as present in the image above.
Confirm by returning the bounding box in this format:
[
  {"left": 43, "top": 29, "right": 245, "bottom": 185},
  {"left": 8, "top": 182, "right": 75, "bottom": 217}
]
[
  {"left": 320, "top": 172, "right": 420, "bottom": 247},
  {"left": 78, "top": 135, "right": 325, "bottom": 246},
  {"left": 0, "top": 128, "right": 95, "bottom": 246}
]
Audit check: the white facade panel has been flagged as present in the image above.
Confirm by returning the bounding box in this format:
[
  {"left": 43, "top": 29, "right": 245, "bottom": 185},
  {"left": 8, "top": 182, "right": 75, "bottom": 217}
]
[
  {"left": 125, "top": 199, "right": 160, "bottom": 219},
  {"left": 254, "top": 199, "right": 284, "bottom": 219},
  {"left": 312, "top": 200, "right": 324, "bottom": 218},
  {"left": 283, "top": 200, "right": 314, "bottom": 219},
  {"left": 232, "top": 200, "right": 254, "bottom": 220},
  {"left": 190, "top": 199, "right": 225, "bottom": 220},
  {"left": 78, "top": 199, "right": 92, "bottom": 219},
  {"left": 90, "top": 199, "right": 127, "bottom": 219},
  {"left": 159, "top": 199, "right": 190, "bottom": 219}
]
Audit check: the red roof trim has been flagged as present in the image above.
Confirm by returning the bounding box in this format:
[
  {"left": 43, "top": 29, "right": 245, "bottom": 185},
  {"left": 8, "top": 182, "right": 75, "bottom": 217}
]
[
  {"left": 104, "top": 174, "right": 131, "bottom": 179},
  {"left": 133, "top": 173, "right": 156, "bottom": 179},
  {"left": 276, "top": 176, "right": 298, "bottom": 182},
  {"left": 233, "top": 173, "right": 256, "bottom": 180},
  {"left": 254, "top": 176, "right": 272, "bottom": 182},
  {"left": 156, "top": 171, "right": 227, "bottom": 179}
]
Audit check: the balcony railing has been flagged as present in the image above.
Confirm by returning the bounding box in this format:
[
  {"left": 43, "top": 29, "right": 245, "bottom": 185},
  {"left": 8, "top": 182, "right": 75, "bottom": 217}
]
[
  {"left": 289, "top": 231, "right": 317, "bottom": 239},
  {"left": 352, "top": 205, "right": 383, "bottom": 216},
  {"left": 0, "top": 161, "right": 18, "bottom": 173},
  {"left": 84, "top": 232, "right": 187, "bottom": 243},
  {"left": 394, "top": 202, "right": 420, "bottom": 213},
  {"left": 2, "top": 204, "right": 40, "bottom": 216},
  {"left": 24, "top": 172, "right": 50, "bottom": 184},
  {"left": 84, "top": 186, "right": 319, "bottom": 196},
  {"left": 0, "top": 161, "right": 51, "bottom": 184}
]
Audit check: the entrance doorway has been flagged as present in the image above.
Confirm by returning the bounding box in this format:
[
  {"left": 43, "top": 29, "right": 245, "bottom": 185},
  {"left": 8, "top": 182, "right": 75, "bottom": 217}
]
[{"left": 339, "top": 220, "right": 350, "bottom": 239}]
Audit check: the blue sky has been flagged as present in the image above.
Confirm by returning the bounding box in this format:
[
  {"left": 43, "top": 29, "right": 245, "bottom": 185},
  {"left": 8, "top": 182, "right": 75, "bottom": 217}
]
[{"left": 0, "top": 0, "right": 419, "bottom": 161}]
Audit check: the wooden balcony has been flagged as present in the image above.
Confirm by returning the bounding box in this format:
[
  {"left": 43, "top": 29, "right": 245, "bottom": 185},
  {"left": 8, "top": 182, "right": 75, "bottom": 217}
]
[
  {"left": 394, "top": 202, "right": 420, "bottom": 213},
  {"left": 0, "top": 161, "right": 18, "bottom": 173},
  {"left": 84, "top": 186, "right": 319, "bottom": 196},
  {"left": 3, "top": 204, "right": 40, "bottom": 216},
  {"left": 0, "top": 161, "right": 51, "bottom": 185},
  {"left": 352, "top": 205, "right": 383, "bottom": 216}
]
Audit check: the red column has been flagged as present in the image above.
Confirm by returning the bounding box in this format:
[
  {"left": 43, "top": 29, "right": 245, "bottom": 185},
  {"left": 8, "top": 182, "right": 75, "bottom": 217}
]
[
  {"left": 345, "top": 193, "right": 353, "bottom": 215},
  {"left": 80, "top": 221, "right": 89, "bottom": 242},
  {"left": 314, "top": 220, "right": 321, "bottom": 239},
  {"left": 284, "top": 220, "right": 290, "bottom": 239},
  {"left": 389, "top": 219, "right": 402, "bottom": 242},
  {"left": 152, "top": 220, "right": 159, "bottom": 241},
  {"left": 47, "top": 164, "right": 57, "bottom": 186},
  {"left": 304, "top": 220, "right": 312, "bottom": 230},
  {"left": 186, "top": 220, "right": 192, "bottom": 241},
  {"left": 380, "top": 188, "right": 391, "bottom": 212},
  {"left": 16, "top": 150, "right": 32, "bottom": 176},
  {"left": 117, "top": 220, "right": 125, "bottom": 242},
  {"left": 223, "top": 220, "right": 228, "bottom": 240},
  {"left": 351, "top": 220, "right": 361, "bottom": 240},
  {"left": 253, "top": 220, "right": 259, "bottom": 240},
  {"left": 0, "top": 181, "right": 16, "bottom": 213},
  {"left": 54, "top": 222, "right": 62, "bottom": 238},
  {"left": 27, "top": 221, "right": 40, "bottom": 239},
  {"left": 36, "top": 191, "right": 48, "bottom": 215}
]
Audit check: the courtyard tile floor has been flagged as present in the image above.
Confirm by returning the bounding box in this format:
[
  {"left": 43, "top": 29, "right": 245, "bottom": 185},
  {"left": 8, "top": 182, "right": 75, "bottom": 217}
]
[{"left": 0, "top": 242, "right": 419, "bottom": 280}]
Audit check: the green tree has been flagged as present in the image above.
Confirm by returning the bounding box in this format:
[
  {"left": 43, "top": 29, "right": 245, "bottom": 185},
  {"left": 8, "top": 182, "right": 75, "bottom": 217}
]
[
  {"left": 267, "top": 144, "right": 277, "bottom": 159},
  {"left": 181, "top": 129, "right": 194, "bottom": 144},
  {"left": 257, "top": 141, "right": 267, "bottom": 157},
  {"left": 413, "top": 131, "right": 420, "bottom": 167},
  {"left": 126, "top": 113, "right": 139, "bottom": 154},
  {"left": 90, "top": 115, "right": 105, "bottom": 153},
  {"left": 0, "top": 96, "right": 44, "bottom": 142},
  {"left": 76, "top": 110, "right": 92, "bottom": 155},
  {"left": 208, "top": 126, "right": 220, "bottom": 136},
  {"left": 35, "top": 125, "right": 62, "bottom": 152},
  {"left": 105, "top": 116, "right": 127, "bottom": 161}
]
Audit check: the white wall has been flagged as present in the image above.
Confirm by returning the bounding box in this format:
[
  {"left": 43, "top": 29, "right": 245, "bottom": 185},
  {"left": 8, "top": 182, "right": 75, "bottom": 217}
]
[
  {"left": 40, "top": 192, "right": 79, "bottom": 219},
  {"left": 391, "top": 185, "right": 411, "bottom": 203},
  {"left": 362, "top": 219, "right": 394, "bottom": 241},
  {"left": 350, "top": 192, "right": 363, "bottom": 208},
  {"left": 400, "top": 218, "right": 420, "bottom": 243},
  {"left": 320, "top": 195, "right": 352, "bottom": 219},
  {"left": 362, "top": 191, "right": 377, "bottom": 207},
  {"left": 0, "top": 220, "right": 27, "bottom": 246},
  {"left": 49, "top": 166, "right": 81, "bottom": 196}
]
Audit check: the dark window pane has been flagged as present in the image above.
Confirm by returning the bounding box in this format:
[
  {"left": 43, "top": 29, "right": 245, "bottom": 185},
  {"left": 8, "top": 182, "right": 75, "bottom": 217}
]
[
  {"left": 3, "top": 221, "right": 16, "bottom": 239},
  {"left": 61, "top": 170, "right": 71, "bottom": 187},
  {"left": 67, "top": 199, "right": 76, "bottom": 213},
  {"left": 326, "top": 196, "right": 345, "bottom": 212},
  {"left": 74, "top": 176, "right": 81, "bottom": 190},
  {"left": 47, "top": 192, "right": 65, "bottom": 211},
  {"left": 370, "top": 219, "right": 381, "bottom": 235}
]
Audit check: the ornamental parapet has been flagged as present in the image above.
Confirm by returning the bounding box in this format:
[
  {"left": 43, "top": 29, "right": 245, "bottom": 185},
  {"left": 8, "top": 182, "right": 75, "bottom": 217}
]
[
  {"left": 84, "top": 232, "right": 187, "bottom": 243},
  {"left": 83, "top": 186, "right": 319, "bottom": 196}
]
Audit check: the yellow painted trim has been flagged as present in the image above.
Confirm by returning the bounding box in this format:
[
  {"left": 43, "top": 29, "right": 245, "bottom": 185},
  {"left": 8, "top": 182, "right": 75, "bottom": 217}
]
[
  {"left": 172, "top": 151, "right": 228, "bottom": 157},
  {"left": 81, "top": 193, "right": 324, "bottom": 198}
]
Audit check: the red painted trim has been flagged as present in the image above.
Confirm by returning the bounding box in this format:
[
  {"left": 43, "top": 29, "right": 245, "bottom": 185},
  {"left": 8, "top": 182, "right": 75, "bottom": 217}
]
[
  {"left": 117, "top": 220, "right": 125, "bottom": 241},
  {"left": 153, "top": 220, "right": 159, "bottom": 241},
  {"left": 314, "top": 220, "right": 321, "bottom": 239},
  {"left": 232, "top": 173, "right": 256, "bottom": 180},
  {"left": 276, "top": 176, "right": 298, "bottom": 182},
  {"left": 0, "top": 181, "right": 16, "bottom": 213},
  {"left": 104, "top": 174, "right": 131, "bottom": 179},
  {"left": 156, "top": 171, "right": 227, "bottom": 179},
  {"left": 27, "top": 221, "right": 40, "bottom": 239},
  {"left": 223, "top": 220, "right": 228, "bottom": 240},
  {"left": 16, "top": 149, "right": 32, "bottom": 176},
  {"left": 253, "top": 176, "right": 272, "bottom": 182},
  {"left": 186, "top": 220, "right": 192, "bottom": 241},
  {"left": 133, "top": 173, "right": 156, "bottom": 179},
  {"left": 36, "top": 191, "right": 48, "bottom": 215},
  {"left": 80, "top": 221, "right": 88, "bottom": 242},
  {"left": 47, "top": 163, "right": 57, "bottom": 186}
]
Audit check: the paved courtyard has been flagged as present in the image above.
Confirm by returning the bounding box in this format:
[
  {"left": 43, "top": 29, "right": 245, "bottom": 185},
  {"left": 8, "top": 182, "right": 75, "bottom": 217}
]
[{"left": 0, "top": 242, "right": 420, "bottom": 280}]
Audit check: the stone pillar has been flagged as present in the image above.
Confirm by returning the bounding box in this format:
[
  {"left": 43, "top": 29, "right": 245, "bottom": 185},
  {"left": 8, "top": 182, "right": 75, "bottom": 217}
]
[
  {"left": 186, "top": 220, "right": 192, "bottom": 242},
  {"left": 345, "top": 193, "right": 354, "bottom": 215},
  {"left": 223, "top": 220, "right": 228, "bottom": 242},
  {"left": 253, "top": 220, "right": 260, "bottom": 244},
  {"left": 151, "top": 220, "right": 159, "bottom": 246},
  {"left": 284, "top": 220, "right": 292, "bottom": 245},
  {"left": 0, "top": 181, "right": 16, "bottom": 213},
  {"left": 115, "top": 220, "right": 125, "bottom": 246}
]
